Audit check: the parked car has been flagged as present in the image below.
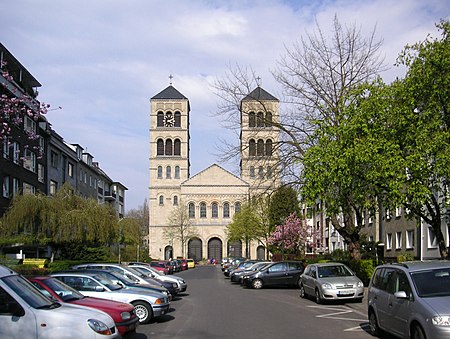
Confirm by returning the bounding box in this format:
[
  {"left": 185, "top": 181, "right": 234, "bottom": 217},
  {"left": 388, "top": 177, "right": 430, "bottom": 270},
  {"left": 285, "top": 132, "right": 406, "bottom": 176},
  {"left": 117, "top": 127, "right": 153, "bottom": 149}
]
[
  {"left": 186, "top": 259, "right": 195, "bottom": 269},
  {"left": 128, "top": 264, "right": 187, "bottom": 293},
  {"left": 178, "top": 259, "right": 188, "bottom": 271},
  {"left": 168, "top": 260, "right": 181, "bottom": 272},
  {"left": 150, "top": 261, "right": 173, "bottom": 274},
  {"left": 71, "top": 263, "right": 178, "bottom": 296},
  {"left": 299, "top": 262, "right": 364, "bottom": 304},
  {"left": 29, "top": 276, "right": 139, "bottom": 336},
  {"left": 51, "top": 271, "right": 170, "bottom": 324},
  {"left": 225, "top": 260, "right": 258, "bottom": 278},
  {"left": 230, "top": 262, "right": 271, "bottom": 283},
  {"left": 367, "top": 260, "right": 450, "bottom": 339},
  {"left": 242, "top": 261, "right": 305, "bottom": 289},
  {"left": 0, "top": 265, "right": 119, "bottom": 339}
]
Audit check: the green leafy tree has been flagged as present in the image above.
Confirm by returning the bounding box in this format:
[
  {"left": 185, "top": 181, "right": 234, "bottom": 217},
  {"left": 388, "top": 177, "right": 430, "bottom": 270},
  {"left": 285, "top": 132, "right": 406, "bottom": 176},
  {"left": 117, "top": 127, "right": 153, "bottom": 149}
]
[{"left": 267, "top": 185, "right": 301, "bottom": 231}]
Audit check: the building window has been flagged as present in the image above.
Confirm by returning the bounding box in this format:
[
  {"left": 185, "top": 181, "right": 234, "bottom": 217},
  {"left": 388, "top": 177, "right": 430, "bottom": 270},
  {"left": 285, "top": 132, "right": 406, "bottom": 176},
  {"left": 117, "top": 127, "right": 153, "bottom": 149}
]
[
  {"left": 38, "top": 164, "right": 44, "bottom": 183},
  {"left": 157, "top": 111, "right": 164, "bottom": 127},
  {"left": 258, "top": 166, "right": 264, "bottom": 179},
  {"left": 174, "top": 139, "right": 181, "bottom": 156},
  {"left": 159, "top": 195, "right": 164, "bottom": 206},
  {"left": 166, "top": 166, "right": 171, "bottom": 179},
  {"left": 249, "top": 139, "right": 256, "bottom": 156},
  {"left": 24, "top": 116, "right": 36, "bottom": 133},
  {"left": 68, "top": 162, "right": 74, "bottom": 177},
  {"left": 257, "top": 139, "right": 264, "bottom": 156},
  {"left": 396, "top": 231, "right": 402, "bottom": 249},
  {"left": 211, "top": 203, "right": 218, "bottom": 218},
  {"left": 2, "top": 176, "right": 9, "bottom": 198},
  {"left": 395, "top": 206, "right": 402, "bottom": 218},
  {"left": 173, "top": 195, "right": 178, "bottom": 206},
  {"left": 386, "top": 233, "right": 392, "bottom": 250},
  {"left": 265, "top": 140, "right": 273, "bottom": 156},
  {"left": 248, "top": 111, "right": 255, "bottom": 127},
  {"left": 39, "top": 136, "right": 45, "bottom": 152},
  {"left": 23, "top": 182, "right": 35, "bottom": 195},
  {"left": 84, "top": 172, "right": 87, "bottom": 184},
  {"left": 428, "top": 227, "right": 438, "bottom": 248},
  {"left": 49, "top": 180, "right": 57, "bottom": 195},
  {"left": 165, "top": 139, "right": 173, "bottom": 156},
  {"left": 406, "top": 230, "right": 414, "bottom": 249},
  {"left": 12, "top": 142, "right": 20, "bottom": 164},
  {"left": 50, "top": 151, "right": 58, "bottom": 168},
  {"left": 174, "top": 166, "right": 180, "bottom": 179},
  {"left": 23, "top": 149, "right": 36, "bottom": 172},
  {"left": 223, "top": 202, "right": 230, "bottom": 218},
  {"left": 256, "top": 112, "right": 264, "bottom": 127},
  {"left": 266, "top": 166, "right": 272, "bottom": 179},
  {"left": 157, "top": 139, "right": 164, "bottom": 155},
  {"left": 189, "top": 203, "right": 195, "bottom": 218},
  {"left": 79, "top": 170, "right": 83, "bottom": 182},
  {"left": 2, "top": 139, "right": 9, "bottom": 159},
  {"left": 200, "top": 202, "right": 206, "bottom": 218},
  {"left": 265, "top": 112, "right": 272, "bottom": 127},
  {"left": 174, "top": 111, "right": 181, "bottom": 127},
  {"left": 249, "top": 166, "right": 255, "bottom": 178},
  {"left": 157, "top": 166, "right": 163, "bottom": 179},
  {"left": 235, "top": 202, "right": 241, "bottom": 214}
]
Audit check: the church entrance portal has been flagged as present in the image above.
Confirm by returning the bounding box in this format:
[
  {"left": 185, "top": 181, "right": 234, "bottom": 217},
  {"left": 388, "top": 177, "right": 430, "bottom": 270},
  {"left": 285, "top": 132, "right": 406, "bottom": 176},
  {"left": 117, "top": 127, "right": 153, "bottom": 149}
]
[
  {"left": 227, "top": 240, "right": 242, "bottom": 258},
  {"left": 164, "top": 246, "right": 173, "bottom": 260},
  {"left": 257, "top": 245, "right": 265, "bottom": 260},
  {"left": 208, "top": 238, "right": 222, "bottom": 261},
  {"left": 188, "top": 238, "right": 202, "bottom": 263}
]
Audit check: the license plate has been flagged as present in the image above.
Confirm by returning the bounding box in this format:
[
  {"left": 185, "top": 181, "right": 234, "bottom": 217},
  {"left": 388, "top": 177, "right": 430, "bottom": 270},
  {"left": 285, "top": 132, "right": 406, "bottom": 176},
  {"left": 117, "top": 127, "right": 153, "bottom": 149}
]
[{"left": 338, "top": 289, "right": 353, "bottom": 296}]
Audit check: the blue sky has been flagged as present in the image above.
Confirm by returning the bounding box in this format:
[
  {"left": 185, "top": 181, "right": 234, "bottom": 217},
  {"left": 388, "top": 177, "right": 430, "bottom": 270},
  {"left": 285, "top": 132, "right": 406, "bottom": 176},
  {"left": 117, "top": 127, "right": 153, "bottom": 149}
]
[{"left": 1, "top": 0, "right": 448, "bottom": 211}]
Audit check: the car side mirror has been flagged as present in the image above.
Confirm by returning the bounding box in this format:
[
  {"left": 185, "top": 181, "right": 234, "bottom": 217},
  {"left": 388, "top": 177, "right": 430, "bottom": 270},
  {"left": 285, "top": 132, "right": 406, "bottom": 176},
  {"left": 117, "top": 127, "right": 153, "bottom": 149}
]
[
  {"left": 95, "top": 286, "right": 105, "bottom": 292},
  {"left": 394, "top": 291, "right": 409, "bottom": 299}
]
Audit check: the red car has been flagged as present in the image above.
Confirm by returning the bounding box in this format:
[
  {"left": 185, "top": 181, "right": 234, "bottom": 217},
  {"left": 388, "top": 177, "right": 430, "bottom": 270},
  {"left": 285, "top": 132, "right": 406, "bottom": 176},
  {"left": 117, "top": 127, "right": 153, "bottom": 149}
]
[
  {"left": 150, "top": 261, "right": 172, "bottom": 274},
  {"left": 29, "top": 276, "right": 140, "bottom": 336},
  {"left": 179, "top": 259, "right": 188, "bottom": 271}
]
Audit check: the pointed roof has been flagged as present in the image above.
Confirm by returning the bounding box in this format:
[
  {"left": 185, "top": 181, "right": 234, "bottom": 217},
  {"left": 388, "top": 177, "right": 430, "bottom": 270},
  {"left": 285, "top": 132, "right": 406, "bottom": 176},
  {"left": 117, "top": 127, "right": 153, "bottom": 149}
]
[
  {"left": 243, "top": 86, "right": 278, "bottom": 101},
  {"left": 151, "top": 85, "right": 188, "bottom": 100},
  {"left": 182, "top": 164, "right": 249, "bottom": 187}
]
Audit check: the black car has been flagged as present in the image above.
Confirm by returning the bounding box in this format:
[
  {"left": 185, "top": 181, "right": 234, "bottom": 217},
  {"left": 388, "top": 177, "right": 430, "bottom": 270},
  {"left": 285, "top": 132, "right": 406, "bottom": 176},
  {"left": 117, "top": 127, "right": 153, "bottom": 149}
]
[
  {"left": 242, "top": 261, "right": 305, "bottom": 289},
  {"left": 230, "top": 262, "right": 271, "bottom": 283}
]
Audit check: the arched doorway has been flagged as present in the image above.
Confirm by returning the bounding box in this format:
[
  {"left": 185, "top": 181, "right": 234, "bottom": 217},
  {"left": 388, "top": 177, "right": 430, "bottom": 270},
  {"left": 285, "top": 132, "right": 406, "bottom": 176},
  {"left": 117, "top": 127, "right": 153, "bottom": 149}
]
[
  {"left": 164, "top": 245, "right": 173, "bottom": 260},
  {"left": 208, "top": 237, "right": 222, "bottom": 261},
  {"left": 227, "top": 240, "right": 242, "bottom": 258},
  {"left": 188, "top": 238, "right": 202, "bottom": 263},
  {"left": 257, "top": 245, "right": 265, "bottom": 260}
]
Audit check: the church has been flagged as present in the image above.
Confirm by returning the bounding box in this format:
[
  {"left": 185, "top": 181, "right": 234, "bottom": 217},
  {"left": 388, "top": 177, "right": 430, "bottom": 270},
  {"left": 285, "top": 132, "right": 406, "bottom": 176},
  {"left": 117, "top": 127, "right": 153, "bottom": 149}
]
[{"left": 148, "top": 83, "right": 280, "bottom": 262}]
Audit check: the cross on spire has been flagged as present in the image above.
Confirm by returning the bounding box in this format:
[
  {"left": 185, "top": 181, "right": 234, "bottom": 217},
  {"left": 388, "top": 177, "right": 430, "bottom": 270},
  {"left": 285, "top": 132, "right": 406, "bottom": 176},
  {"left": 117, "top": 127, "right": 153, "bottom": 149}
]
[
  {"left": 256, "top": 76, "right": 262, "bottom": 87},
  {"left": 169, "top": 74, "right": 174, "bottom": 85}
]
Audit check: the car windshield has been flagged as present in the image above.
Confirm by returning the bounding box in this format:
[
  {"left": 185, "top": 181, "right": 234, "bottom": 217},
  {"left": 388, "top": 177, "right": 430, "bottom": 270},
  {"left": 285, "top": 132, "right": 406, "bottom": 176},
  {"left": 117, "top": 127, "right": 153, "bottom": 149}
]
[
  {"left": 411, "top": 268, "right": 450, "bottom": 297},
  {"left": 91, "top": 274, "right": 123, "bottom": 291},
  {"left": 42, "top": 278, "right": 84, "bottom": 301},
  {"left": 318, "top": 265, "right": 353, "bottom": 278},
  {"left": 97, "top": 271, "right": 135, "bottom": 286},
  {"left": 3, "top": 275, "right": 59, "bottom": 309},
  {"left": 132, "top": 266, "right": 152, "bottom": 276}
]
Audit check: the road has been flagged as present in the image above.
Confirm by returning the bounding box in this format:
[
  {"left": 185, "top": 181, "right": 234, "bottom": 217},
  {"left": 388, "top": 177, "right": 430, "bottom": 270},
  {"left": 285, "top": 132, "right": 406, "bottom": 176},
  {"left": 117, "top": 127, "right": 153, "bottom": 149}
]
[{"left": 124, "top": 265, "right": 395, "bottom": 339}]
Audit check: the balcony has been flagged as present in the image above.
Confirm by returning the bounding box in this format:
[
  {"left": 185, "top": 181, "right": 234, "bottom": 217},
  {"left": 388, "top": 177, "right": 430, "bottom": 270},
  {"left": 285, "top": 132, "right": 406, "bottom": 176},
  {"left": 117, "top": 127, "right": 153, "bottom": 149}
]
[{"left": 104, "top": 191, "right": 116, "bottom": 201}]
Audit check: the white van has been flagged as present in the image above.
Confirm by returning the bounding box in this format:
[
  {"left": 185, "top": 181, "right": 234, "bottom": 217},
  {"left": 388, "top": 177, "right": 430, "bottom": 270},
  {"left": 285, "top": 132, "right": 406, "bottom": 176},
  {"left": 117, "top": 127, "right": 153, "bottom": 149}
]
[{"left": 0, "top": 265, "right": 119, "bottom": 339}]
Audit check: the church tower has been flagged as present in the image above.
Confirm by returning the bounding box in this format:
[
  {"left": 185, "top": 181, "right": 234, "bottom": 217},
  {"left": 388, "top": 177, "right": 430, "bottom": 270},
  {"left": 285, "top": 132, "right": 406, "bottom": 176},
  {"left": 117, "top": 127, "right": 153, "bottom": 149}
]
[
  {"left": 148, "top": 84, "right": 190, "bottom": 259},
  {"left": 240, "top": 86, "right": 280, "bottom": 196}
]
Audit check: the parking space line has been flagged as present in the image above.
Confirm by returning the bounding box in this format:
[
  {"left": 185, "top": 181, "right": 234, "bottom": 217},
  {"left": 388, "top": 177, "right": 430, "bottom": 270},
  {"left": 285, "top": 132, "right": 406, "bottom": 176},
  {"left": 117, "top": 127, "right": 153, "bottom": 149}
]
[{"left": 307, "top": 305, "right": 367, "bottom": 322}]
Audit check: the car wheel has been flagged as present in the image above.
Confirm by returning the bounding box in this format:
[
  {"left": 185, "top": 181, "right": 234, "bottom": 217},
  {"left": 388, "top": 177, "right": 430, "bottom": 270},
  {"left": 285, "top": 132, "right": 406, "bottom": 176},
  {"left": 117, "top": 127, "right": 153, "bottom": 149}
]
[
  {"left": 132, "top": 301, "right": 153, "bottom": 324},
  {"left": 252, "top": 279, "right": 263, "bottom": 289},
  {"left": 368, "top": 310, "right": 381, "bottom": 337},
  {"left": 315, "top": 289, "right": 322, "bottom": 304},
  {"left": 411, "top": 323, "right": 426, "bottom": 339},
  {"left": 299, "top": 284, "right": 306, "bottom": 298}
]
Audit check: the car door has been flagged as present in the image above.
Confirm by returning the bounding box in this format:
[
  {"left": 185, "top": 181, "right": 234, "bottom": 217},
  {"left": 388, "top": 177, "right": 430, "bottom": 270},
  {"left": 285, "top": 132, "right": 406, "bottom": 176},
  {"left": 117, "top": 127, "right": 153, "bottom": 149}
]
[
  {"left": 370, "top": 267, "right": 395, "bottom": 330},
  {"left": 302, "top": 265, "right": 317, "bottom": 296},
  {"left": 265, "top": 262, "right": 288, "bottom": 286},
  {"left": 286, "top": 262, "right": 304, "bottom": 286},
  {"left": 384, "top": 270, "right": 411, "bottom": 337}
]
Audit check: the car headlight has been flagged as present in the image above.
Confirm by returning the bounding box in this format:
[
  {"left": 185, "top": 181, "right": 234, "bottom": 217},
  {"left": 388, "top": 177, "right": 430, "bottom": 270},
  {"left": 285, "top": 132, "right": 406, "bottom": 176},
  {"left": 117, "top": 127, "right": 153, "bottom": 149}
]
[
  {"left": 357, "top": 281, "right": 364, "bottom": 288},
  {"left": 87, "top": 319, "right": 113, "bottom": 335},
  {"left": 432, "top": 316, "right": 450, "bottom": 326},
  {"left": 321, "top": 283, "right": 333, "bottom": 289},
  {"left": 120, "top": 311, "right": 131, "bottom": 321}
]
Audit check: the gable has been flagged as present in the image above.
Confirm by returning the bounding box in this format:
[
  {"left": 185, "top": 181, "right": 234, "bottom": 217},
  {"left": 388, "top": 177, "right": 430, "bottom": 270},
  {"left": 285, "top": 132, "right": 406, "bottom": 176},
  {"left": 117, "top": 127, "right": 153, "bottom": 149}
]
[{"left": 181, "top": 164, "right": 249, "bottom": 188}]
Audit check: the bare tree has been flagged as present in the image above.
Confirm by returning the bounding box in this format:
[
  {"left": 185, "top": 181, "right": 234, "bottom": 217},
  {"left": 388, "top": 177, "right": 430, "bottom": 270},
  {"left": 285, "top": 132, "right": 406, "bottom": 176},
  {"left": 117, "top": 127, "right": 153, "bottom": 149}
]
[{"left": 163, "top": 203, "right": 198, "bottom": 258}]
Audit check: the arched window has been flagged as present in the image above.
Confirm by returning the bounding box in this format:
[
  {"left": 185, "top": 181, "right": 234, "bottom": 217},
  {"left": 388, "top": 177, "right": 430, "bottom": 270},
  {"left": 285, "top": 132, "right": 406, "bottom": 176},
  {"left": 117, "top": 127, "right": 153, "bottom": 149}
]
[
  {"left": 174, "top": 111, "right": 181, "bottom": 127},
  {"left": 256, "top": 111, "right": 264, "bottom": 127},
  {"left": 159, "top": 195, "right": 164, "bottom": 205},
  {"left": 265, "top": 139, "right": 273, "bottom": 156},
  {"left": 157, "top": 139, "right": 164, "bottom": 155},
  {"left": 166, "top": 166, "right": 171, "bottom": 178},
  {"left": 223, "top": 202, "right": 230, "bottom": 218},
  {"left": 200, "top": 202, "right": 207, "bottom": 218},
  {"left": 157, "top": 166, "right": 163, "bottom": 179},
  {"left": 249, "top": 139, "right": 256, "bottom": 156},
  {"left": 258, "top": 166, "right": 264, "bottom": 178},
  {"left": 173, "top": 195, "right": 178, "bottom": 205},
  {"left": 265, "top": 112, "right": 272, "bottom": 127},
  {"left": 157, "top": 112, "right": 164, "bottom": 127},
  {"left": 257, "top": 139, "right": 264, "bottom": 156},
  {"left": 248, "top": 112, "right": 256, "bottom": 127},
  {"left": 175, "top": 166, "right": 180, "bottom": 179},
  {"left": 250, "top": 166, "right": 255, "bottom": 178},
  {"left": 188, "top": 203, "right": 195, "bottom": 218},
  {"left": 235, "top": 202, "right": 241, "bottom": 214},
  {"left": 211, "top": 203, "right": 218, "bottom": 218},
  {"left": 165, "top": 139, "right": 173, "bottom": 156},
  {"left": 174, "top": 139, "right": 181, "bottom": 156},
  {"left": 267, "top": 166, "right": 272, "bottom": 179}
]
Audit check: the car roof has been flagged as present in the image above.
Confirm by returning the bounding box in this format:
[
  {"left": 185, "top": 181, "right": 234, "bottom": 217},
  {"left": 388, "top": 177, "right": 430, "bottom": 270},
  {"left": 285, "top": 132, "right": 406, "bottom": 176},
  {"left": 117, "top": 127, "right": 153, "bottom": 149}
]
[
  {"left": 383, "top": 260, "right": 450, "bottom": 272},
  {"left": 0, "top": 265, "right": 17, "bottom": 278},
  {"left": 311, "top": 262, "right": 347, "bottom": 267}
]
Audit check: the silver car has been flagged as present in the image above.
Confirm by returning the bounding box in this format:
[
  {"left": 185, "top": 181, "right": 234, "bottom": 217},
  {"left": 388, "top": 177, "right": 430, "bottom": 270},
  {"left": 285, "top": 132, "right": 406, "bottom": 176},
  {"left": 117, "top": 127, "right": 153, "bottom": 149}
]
[
  {"left": 368, "top": 261, "right": 450, "bottom": 339},
  {"left": 299, "top": 262, "right": 364, "bottom": 303}
]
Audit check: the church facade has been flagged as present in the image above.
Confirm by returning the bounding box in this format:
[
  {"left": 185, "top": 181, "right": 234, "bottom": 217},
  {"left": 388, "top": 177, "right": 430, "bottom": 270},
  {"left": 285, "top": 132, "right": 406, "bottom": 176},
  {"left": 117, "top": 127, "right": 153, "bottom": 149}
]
[{"left": 148, "top": 84, "right": 280, "bottom": 262}]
